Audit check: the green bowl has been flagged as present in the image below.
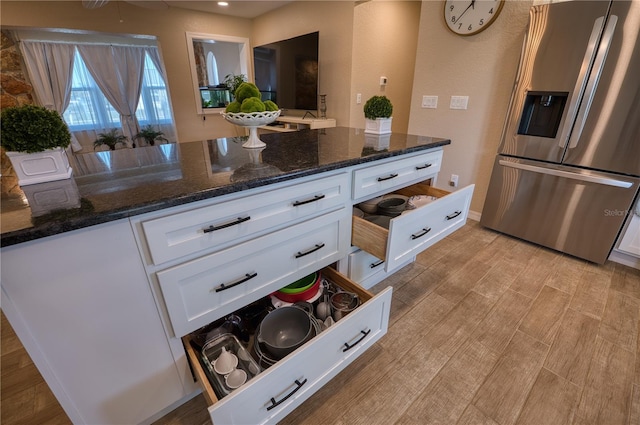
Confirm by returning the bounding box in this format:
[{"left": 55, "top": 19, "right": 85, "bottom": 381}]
[{"left": 278, "top": 272, "right": 318, "bottom": 294}]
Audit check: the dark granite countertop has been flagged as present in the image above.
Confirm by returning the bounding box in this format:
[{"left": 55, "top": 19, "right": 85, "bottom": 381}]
[{"left": 1, "top": 127, "right": 450, "bottom": 247}]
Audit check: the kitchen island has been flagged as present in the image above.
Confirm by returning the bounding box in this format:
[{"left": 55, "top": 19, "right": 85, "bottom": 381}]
[{"left": 1, "top": 128, "right": 472, "bottom": 424}]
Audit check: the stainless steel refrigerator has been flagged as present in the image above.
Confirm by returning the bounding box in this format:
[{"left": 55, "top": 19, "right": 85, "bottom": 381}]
[{"left": 481, "top": 0, "right": 640, "bottom": 264}]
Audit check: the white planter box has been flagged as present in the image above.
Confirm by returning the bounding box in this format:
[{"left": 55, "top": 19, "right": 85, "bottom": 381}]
[
  {"left": 6, "top": 148, "right": 73, "bottom": 186},
  {"left": 364, "top": 117, "right": 393, "bottom": 134}
]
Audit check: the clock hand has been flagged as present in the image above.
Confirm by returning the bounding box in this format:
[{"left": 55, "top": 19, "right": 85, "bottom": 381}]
[{"left": 454, "top": 0, "right": 476, "bottom": 24}]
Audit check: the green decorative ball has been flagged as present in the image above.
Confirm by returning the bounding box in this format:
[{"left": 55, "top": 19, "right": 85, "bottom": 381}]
[
  {"left": 0, "top": 105, "right": 71, "bottom": 153},
  {"left": 235, "top": 82, "right": 262, "bottom": 103},
  {"left": 264, "top": 100, "right": 279, "bottom": 111},
  {"left": 225, "top": 101, "right": 242, "bottom": 113},
  {"left": 240, "top": 97, "right": 266, "bottom": 113}
]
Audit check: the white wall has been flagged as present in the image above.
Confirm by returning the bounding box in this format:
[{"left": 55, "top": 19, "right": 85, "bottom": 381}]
[
  {"left": 408, "top": 0, "right": 533, "bottom": 214},
  {"left": 349, "top": 1, "right": 421, "bottom": 133}
]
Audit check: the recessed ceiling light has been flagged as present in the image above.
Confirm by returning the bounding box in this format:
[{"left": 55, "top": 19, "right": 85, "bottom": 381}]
[{"left": 218, "top": 1, "right": 229, "bottom": 6}]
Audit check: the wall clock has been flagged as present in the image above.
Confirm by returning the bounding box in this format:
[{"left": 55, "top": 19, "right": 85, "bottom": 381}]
[{"left": 444, "top": 0, "right": 505, "bottom": 36}]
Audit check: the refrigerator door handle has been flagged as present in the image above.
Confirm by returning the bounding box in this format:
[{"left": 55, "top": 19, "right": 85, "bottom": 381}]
[
  {"left": 567, "top": 15, "right": 618, "bottom": 149},
  {"left": 498, "top": 160, "right": 633, "bottom": 188},
  {"left": 557, "top": 16, "right": 606, "bottom": 149}
]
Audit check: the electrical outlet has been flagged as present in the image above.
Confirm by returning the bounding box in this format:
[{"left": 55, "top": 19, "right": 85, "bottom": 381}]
[
  {"left": 356, "top": 93, "right": 362, "bottom": 104},
  {"left": 421, "top": 95, "right": 438, "bottom": 109},
  {"left": 450, "top": 96, "right": 469, "bottom": 110},
  {"left": 449, "top": 174, "right": 459, "bottom": 187},
  {"left": 380, "top": 76, "right": 387, "bottom": 85}
]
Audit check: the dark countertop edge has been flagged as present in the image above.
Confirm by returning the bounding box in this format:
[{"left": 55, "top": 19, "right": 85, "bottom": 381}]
[{"left": 0, "top": 140, "right": 450, "bottom": 247}]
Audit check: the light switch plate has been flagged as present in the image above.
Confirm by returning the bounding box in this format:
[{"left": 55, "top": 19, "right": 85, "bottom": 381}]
[
  {"left": 421, "top": 95, "right": 438, "bottom": 109},
  {"left": 450, "top": 96, "right": 469, "bottom": 110}
]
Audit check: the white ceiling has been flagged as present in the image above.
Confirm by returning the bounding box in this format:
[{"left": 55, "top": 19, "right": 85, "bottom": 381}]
[{"left": 124, "top": 0, "right": 293, "bottom": 19}]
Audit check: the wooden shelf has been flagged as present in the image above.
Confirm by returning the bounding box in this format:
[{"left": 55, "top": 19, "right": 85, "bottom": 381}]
[{"left": 261, "top": 117, "right": 336, "bottom": 132}]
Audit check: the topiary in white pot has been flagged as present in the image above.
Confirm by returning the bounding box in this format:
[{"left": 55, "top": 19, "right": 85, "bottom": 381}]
[
  {"left": 363, "top": 95, "right": 393, "bottom": 134},
  {"left": 1, "top": 105, "right": 73, "bottom": 186}
]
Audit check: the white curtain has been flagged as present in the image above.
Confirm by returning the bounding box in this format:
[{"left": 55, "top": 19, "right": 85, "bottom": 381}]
[
  {"left": 77, "top": 45, "right": 146, "bottom": 145},
  {"left": 63, "top": 52, "right": 122, "bottom": 151},
  {"left": 19, "top": 41, "right": 83, "bottom": 152},
  {"left": 143, "top": 47, "right": 177, "bottom": 142}
]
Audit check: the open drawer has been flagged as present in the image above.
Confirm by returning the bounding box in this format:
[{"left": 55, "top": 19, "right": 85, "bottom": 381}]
[
  {"left": 352, "top": 183, "right": 475, "bottom": 272},
  {"left": 183, "top": 267, "right": 392, "bottom": 425}
]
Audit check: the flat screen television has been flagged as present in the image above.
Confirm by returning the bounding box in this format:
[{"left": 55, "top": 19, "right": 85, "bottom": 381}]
[{"left": 253, "top": 31, "right": 319, "bottom": 113}]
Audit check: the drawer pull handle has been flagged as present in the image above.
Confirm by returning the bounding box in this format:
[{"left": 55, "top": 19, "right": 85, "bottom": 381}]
[
  {"left": 377, "top": 173, "right": 398, "bottom": 182},
  {"left": 292, "top": 194, "right": 325, "bottom": 206},
  {"left": 214, "top": 272, "right": 258, "bottom": 292},
  {"left": 370, "top": 260, "right": 384, "bottom": 268},
  {"left": 343, "top": 329, "right": 371, "bottom": 352},
  {"left": 267, "top": 379, "right": 307, "bottom": 411},
  {"left": 415, "top": 163, "right": 433, "bottom": 170},
  {"left": 446, "top": 211, "right": 462, "bottom": 220},
  {"left": 203, "top": 216, "right": 250, "bottom": 233},
  {"left": 411, "top": 227, "right": 432, "bottom": 240},
  {"left": 295, "top": 243, "right": 325, "bottom": 258}
]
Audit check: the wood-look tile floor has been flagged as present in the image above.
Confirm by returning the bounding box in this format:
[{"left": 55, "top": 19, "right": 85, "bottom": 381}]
[{"left": 2, "top": 221, "right": 639, "bottom": 425}]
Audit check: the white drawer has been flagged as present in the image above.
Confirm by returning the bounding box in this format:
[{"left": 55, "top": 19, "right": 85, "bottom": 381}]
[
  {"left": 352, "top": 150, "right": 442, "bottom": 201},
  {"left": 142, "top": 173, "right": 349, "bottom": 264},
  {"left": 184, "top": 267, "right": 392, "bottom": 425},
  {"left": 352, "top": 183, "right": 475, "bottom": 272},
  {"left": 348, "top": 249, "right": 385, "bottom": 283},
  {"left": 157, "top": 210, "right": 350, "bottom": 337}
]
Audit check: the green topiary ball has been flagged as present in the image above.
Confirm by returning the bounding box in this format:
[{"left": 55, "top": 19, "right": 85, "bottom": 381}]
[
  {"left": 363, "top": 95, "right": 393, "bottom": 119},
  {"left": 0, "top": 105, "right": 71, "bottom": 153},
  {"left": 235, "top": 82, "right": 262, "bottom": 103},
  {"left": 240, "top": 97, "right": 266, "bottom": 113},
  {"left": 263, "top": 100, "right": 279, "bottom": 111},
  {"left": 225, "top": 100, "right": 242, "bottom": 113}
]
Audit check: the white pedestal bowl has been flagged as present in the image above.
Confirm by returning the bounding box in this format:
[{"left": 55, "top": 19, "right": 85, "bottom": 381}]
[{"left": 221, "top": 110, "right": 281, "bottom": 148}]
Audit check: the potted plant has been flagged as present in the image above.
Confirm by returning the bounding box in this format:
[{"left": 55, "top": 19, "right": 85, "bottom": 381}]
[
  {"left": 0, "top": 104, "right": 73, "bottom": 186},
  {"left": 93, "top": 128, "right": 127, "bottom": 151},
  {"left": 134, "top": 125, "right": 168, "bottom": 146},
  {"left": 363, "top": 95, "right": 393, "bottom": 135}
]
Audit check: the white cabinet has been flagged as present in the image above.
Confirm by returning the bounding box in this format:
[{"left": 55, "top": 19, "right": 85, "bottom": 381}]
[
  {"left": 136, "top": 171, "right": 390, "bottom": 425},
  {"left": 142, "top": 148, "right": 470, "bottom": 424},
  {"left": 0, "top": 220, "right": 186, "bottom": 425},
  {"left": 1, "top": 144, "right": 466, "bottom": 425}
]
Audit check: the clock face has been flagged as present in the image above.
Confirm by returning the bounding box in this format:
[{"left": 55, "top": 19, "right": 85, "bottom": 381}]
[{"left": 444, "top": 0, "right": 505, "bottom": 36}]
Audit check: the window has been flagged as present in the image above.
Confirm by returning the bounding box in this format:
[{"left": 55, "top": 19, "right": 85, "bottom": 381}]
[
  {"left": 136, "top": 54, "right": 173, "bottom": 126},
  {"left": 63, "top": 49, "right": 173, "bottom": 132},
  {"left": 206, "top": 51, "right": 219, "bottom": 86},
  {"left": 64, "top": 51, "right": 119, "bottom": 131}
]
